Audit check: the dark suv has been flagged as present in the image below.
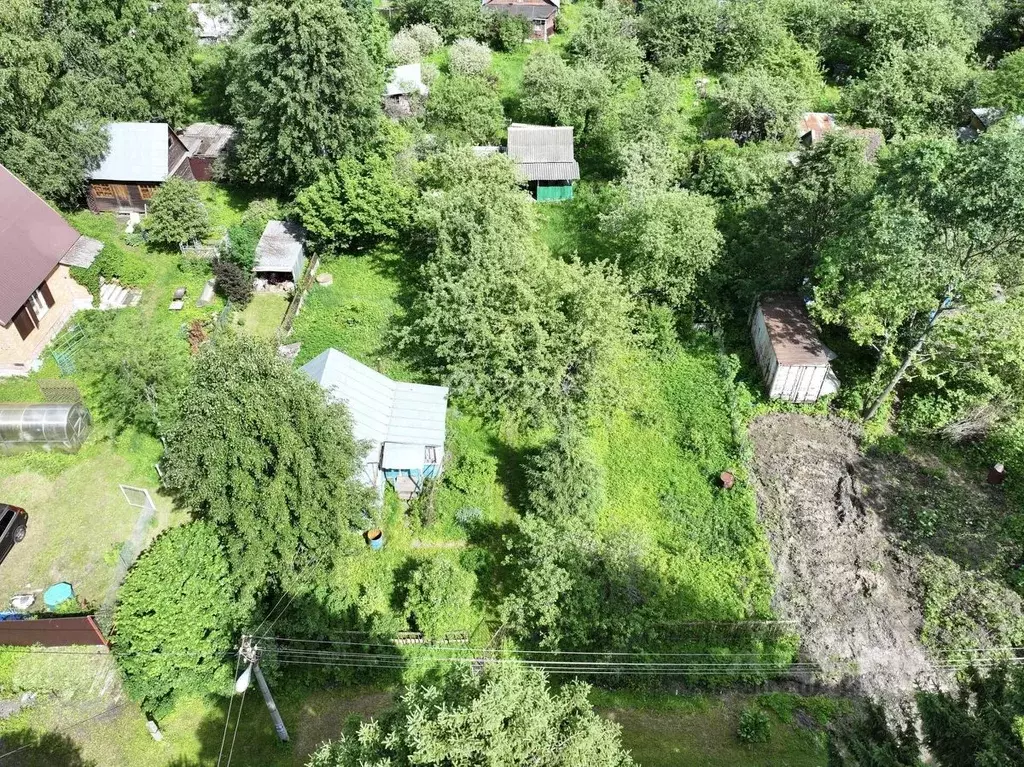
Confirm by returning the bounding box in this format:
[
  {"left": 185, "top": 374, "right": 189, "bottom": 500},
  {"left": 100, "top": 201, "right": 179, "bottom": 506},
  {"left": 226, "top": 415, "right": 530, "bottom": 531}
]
[{"left": 0, "top": 505, "right": 28, "bottom": 565}]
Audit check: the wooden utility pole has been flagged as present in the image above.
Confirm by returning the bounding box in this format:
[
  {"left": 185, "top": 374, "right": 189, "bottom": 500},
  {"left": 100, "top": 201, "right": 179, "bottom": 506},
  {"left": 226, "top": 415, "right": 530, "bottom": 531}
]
[{"left": 238, "top": 635, "right": 289, "bottom": 742}]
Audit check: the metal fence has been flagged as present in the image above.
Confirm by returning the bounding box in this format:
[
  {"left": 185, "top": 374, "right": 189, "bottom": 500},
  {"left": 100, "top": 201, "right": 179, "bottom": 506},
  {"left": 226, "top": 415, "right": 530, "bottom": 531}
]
[{"left": 96, "top": 486, "right": 157, "bottom": 633}]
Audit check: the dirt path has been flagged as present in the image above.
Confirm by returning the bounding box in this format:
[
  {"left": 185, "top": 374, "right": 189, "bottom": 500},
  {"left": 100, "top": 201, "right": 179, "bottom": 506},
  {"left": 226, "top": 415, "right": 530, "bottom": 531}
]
[{"left": 749, "top": 413, "right": 950, "bottom": 709}]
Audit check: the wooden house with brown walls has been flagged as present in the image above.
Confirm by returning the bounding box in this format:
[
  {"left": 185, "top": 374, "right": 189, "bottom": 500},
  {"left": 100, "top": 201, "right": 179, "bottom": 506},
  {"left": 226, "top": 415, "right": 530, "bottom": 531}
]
[
  {"left": 481, "top": 0, "right": 559, "bottom": 40},
  {"left": 86, "top": 123, "right": 194, "bottom": 214}
]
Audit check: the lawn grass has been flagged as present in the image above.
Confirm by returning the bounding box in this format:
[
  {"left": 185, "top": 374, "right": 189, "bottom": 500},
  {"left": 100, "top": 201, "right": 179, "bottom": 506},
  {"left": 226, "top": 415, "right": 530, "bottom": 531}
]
[
  {"left": 235, "top": 293, "right": 289, "bottom": 340},
  {"left": 595, "top": 690, "right": 829, "bottom": 767},
  {"left": 290, "top": 248, "right": 415, "bottom": 380},
  {"left": 0, "top": 427, "right": 177, "bottom": 608}
]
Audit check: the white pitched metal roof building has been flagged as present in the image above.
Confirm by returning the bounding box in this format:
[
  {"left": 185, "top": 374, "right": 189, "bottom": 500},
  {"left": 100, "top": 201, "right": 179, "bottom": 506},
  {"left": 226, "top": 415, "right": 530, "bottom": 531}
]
[
  {"left": 90, "top": 123, "right": 173, "bottom": 183},
  {"left": 301, "top": 348, "right": 449, "bottom": 495}
]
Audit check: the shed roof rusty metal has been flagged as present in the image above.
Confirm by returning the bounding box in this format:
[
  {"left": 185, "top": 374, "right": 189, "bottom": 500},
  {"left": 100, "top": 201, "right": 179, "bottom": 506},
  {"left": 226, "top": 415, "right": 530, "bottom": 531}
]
[
  {"left": 798, "top": 112, "right": 837, "bottom": 142},
  {"left": 0, "top": 165, "right": 86, "bottom": 325},
  {"left": 758, "top": 293, "right": 831, "bottom": 366},
  {"left": 506, "top": 124, "right": 580, "bottom": 182}
]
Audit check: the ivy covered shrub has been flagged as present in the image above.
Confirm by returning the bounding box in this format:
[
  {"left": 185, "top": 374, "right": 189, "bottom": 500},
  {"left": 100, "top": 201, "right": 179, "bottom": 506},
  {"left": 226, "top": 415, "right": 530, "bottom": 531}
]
[{"left": 70, "top": 242, "right": 149, "bottom": 298}]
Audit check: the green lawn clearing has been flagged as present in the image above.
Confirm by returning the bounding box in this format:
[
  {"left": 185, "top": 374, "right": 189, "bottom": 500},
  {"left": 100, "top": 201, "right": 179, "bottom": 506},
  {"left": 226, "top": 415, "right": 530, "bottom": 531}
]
[
  {"left": 290, "top": 248, "right": 415, "bottom": 380},
  {"left": 235, "top": 293, "right": 289, "bottom": 340},
  {"left": 0, "top": 427, "right": 177, "bottom": 609},
  {"left": 594, "top": 689, "right": 833, "bottom": 767}
]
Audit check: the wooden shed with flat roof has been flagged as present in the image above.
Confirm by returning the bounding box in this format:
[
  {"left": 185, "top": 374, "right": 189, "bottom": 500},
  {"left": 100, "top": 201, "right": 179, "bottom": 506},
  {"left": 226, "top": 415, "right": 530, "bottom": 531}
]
[{"left": 751, "top": 293, "right": 839, "bottom": 403}]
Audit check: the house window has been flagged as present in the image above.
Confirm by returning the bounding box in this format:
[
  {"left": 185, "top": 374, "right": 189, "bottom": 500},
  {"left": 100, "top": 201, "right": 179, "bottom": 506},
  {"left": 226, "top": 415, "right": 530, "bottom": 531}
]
[
  {"left": 92, "top": 183, "right": 114, "bottom": 198},
  {"left": 28, "top": 284, "right": 53, "bottom": 322},
  {"left": 139, "top": 185, "right": 156, "bottom": 200}
]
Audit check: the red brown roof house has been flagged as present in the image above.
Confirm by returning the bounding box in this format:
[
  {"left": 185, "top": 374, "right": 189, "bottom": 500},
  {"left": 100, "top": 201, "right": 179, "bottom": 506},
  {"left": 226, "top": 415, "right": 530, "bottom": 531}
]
[
  {"left": 87, "top": 123, "right": 194, "bottom": 214},
  {"left": 797, "top": 112, "right": 837, "bottom": 147},
  {"left": 0, "top": 165, "right": 100, "bottom": 376},
  {"left": 481, "top": 0, "right": 559, "bottom": 40}
]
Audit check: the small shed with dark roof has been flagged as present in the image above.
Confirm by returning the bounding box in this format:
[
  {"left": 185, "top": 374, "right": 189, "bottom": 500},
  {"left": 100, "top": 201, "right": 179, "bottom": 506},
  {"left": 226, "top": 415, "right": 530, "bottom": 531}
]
[
  {"left": 253, "top": 220, "right": 306, "bottom": 284},
  {"left": 751, "top": 293, "right": 839, "bottom": 403},
  {"left": 506, "top": 124, "right": 579, "bottom": 202}
]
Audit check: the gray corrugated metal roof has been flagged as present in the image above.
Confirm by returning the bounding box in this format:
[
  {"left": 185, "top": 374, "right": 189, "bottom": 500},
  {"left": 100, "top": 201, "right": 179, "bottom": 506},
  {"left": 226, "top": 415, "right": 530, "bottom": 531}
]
[
  {"left": 253, "top": 220, "right": 304, "bottom": 273},
  {"left": 59, "top": 236, "right": 104, "bottom": 268},
  {"left": 301, "top": 347, "right": 448, "bottom": 457},
  {"left": 91, "top": 123, "right": 170, "bottom": 183},
  {"left": 507, "top": 124, "right": 579, "bottom": 181},
  {"left": 180, "top": 123, "right": 235, "bottom": 157},
  {"left": 386, "top": 63, "right": 429, "bottom": 97}
]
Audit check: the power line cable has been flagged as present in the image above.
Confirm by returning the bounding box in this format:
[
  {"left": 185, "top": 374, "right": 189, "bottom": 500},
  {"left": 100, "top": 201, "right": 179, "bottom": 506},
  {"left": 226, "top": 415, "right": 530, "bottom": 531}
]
[
  {"left": 216, "top": 650, "right": 243, "bottom": 767},
  {"left": 0, "top": 702, "right": 128, "bottom": 762},
  {"left": 224, "top": 685, "right": 248, "bottom": 767}
]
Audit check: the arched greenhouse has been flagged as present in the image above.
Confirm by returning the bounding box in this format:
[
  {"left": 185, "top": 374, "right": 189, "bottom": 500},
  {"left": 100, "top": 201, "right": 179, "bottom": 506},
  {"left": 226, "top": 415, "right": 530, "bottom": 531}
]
[{"left": 0, "top": 403, "right": 92, "bottom": 454}]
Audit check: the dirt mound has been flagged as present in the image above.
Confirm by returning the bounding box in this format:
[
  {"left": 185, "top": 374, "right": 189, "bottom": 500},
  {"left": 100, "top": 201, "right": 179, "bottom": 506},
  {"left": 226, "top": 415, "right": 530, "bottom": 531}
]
[{"left": 749, "top": 413, "right": 950, "bottom": 708}]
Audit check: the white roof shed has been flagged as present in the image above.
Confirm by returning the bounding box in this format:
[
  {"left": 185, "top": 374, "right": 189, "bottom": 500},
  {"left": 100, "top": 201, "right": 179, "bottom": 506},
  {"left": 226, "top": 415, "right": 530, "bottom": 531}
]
[
  {"left": 385, "top": 64, "right": 429, "bottom": 98},
  {"left": 90, "top": 123, "right": 172, "bottom": 183},
  {"left": 301, "top": 348, "right": 449, "bottom": 489}
]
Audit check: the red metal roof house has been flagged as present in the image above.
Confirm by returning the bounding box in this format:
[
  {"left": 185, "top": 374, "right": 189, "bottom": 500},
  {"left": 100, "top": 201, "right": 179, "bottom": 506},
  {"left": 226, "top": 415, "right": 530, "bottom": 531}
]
[
  {"left": 481, "top": 0, "right": 559, "bottom": 40},
  {"left": 0, "top": 165, "right": 99, "bottom": 376}
]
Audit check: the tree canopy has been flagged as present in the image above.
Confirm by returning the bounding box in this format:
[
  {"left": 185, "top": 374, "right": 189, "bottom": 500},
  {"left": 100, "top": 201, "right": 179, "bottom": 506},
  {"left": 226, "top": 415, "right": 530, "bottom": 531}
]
[
  {"left": 113, "top": 522, "right": 240, "bottom": 718},
  {"left": 229, "top": 0, "right": 386, "bottom": 192},
  {"left": 161, "top": 336, "right": 371, "bottom": 605},
  {"left": 306, "top": 662, "right": 636, "bottom": 767}
]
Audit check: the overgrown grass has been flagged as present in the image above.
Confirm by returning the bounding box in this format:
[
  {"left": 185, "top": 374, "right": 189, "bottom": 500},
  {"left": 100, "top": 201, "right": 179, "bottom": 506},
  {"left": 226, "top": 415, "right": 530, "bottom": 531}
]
[
  {"left": 595, "top": 688, "right": 830, "bottom": 767},
  {"left": 593, "top": 338, "right": 778, "bottom": 629},
  {"left": 291, "top": 247, "right": 417, "bottom": 379}
]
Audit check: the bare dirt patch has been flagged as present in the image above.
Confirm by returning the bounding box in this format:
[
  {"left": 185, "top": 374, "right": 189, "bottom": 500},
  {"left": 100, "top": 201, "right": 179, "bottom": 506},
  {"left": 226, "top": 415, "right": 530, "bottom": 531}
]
[{"left": 749, "top": 413, "right": 950, "bottom": 708}]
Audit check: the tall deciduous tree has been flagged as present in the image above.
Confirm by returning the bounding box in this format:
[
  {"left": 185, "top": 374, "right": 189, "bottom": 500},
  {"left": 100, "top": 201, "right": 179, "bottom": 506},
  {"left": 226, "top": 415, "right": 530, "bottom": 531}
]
[
  {"left": 407, "top": 149, "right": 633, "bottom": 423},
  {"left": 714, "top": 67, "right": 810, "bottom": 142},
  {"left": 814, "top": 126, "right": 1024, "bottom": 421},
  {"left": 113, "top": 522, "right": 240, "bottom": 718},
  {"left": 520, "top": 50, "right": 613, "bottom": 137},
  {"left": 0, "top": 0, "right": 107, "bottom": 205},
  {"left": 144, "top": 178, "right": 210, "bottom": 248},
  {"left": 161, "top": 336, "right": 371, "bottom": 605},
  {"left": 306, "top": 662, "right": 636, "bottom": 767},
  {"left": 295, "top": 151, "right": 414, "bottom": 255},
  {"left": 426, "top": 73, "right": 505, "bottom": 143},
  {"left": 638, "top": 0, "right": 721, "bottom": 73},
  {"left": 599, "top": 171, "right": 723, "bottom": 308},
  {"left": 229, "top": 0, "right": 385, "bottom": 192}
]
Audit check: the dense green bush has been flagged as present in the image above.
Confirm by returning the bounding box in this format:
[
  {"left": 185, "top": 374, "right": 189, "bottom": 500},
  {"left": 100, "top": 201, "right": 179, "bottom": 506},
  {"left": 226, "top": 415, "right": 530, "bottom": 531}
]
[
  {"left": 404, "top": 555, "right": 476, "bottom": 638},
  {"left": 525, "top": 421, "right": 604, "bottom": 524},
  {"left": 212, "top": 259, "right": 253, "bottom": 307},
  {"left": 143, "top": 178, "right": 210, "bottom": 248},
  {"left": 112, "top": 522, "right": 240, "bottom": 718},
  {"left": 307, "top": 662, "right": 635, "bottom": 766},
  {"left": 73, "top": 310, "right": 191, "bottom": 436},
  {"left": 737, "top": 706, "right": 772, "bottom": 744},
  {"left": 70, "top": 243, "right": 149, "bottom": 298},
  {"left": 485, "top": 13, "right": 530, "bottom": 52}
]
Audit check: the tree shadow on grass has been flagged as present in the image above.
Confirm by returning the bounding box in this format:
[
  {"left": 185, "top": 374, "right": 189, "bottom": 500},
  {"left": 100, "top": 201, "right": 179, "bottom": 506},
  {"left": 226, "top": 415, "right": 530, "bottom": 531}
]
[{"left": 0, "top": 729, "right": 97, "bottom": 767}]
